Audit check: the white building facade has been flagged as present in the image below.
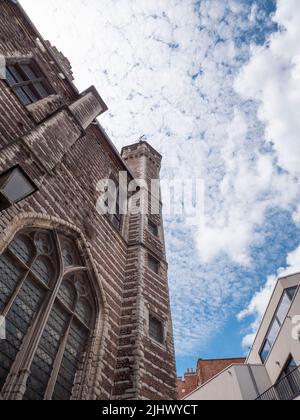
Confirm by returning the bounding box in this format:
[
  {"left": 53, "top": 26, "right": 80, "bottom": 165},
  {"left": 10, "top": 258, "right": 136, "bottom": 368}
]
[{"left": 185, "top": 273, "right": 300, "bottom": 401}]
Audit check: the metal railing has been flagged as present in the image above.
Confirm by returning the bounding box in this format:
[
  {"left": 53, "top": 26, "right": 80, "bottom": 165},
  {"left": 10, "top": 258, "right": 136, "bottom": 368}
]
[{"left": 256, "top": 365, "right": 300, "bottom": 401}]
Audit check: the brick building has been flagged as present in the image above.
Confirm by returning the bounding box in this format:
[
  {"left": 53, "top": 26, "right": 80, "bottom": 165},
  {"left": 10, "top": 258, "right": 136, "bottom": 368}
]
[
  {"left": 0, "top": 0, "right": 177, "bottom": 400},
  {"left": 177, "top": 358, "right": 246, "bottom": 399}
]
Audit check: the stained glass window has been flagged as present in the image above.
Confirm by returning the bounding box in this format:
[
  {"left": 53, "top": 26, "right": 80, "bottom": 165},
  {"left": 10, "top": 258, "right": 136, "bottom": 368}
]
[
  {"left": 8, "top": 234, "right": 34, "bottom": 265},
  {"left": 0, "top": 228, "right": 95, "bottom": 400},
  {"left": 52, "top": 321, "right": 88, "bottom": 401},
  {"left": 0, "top": 253, "right": 25, "bottom": 313},
  {"left": 58, "top": 279, "right": 77, "bottom": 310},
  {"left": 24, "top": 304, "right": 70, "bottom": 401},
  {"left": 59, "top": 235, "right": 82, "bottom": 268}
]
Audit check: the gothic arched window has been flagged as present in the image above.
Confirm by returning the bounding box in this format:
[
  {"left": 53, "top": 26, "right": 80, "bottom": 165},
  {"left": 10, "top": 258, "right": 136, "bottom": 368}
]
[{"left": 0, "top": 228, "right": 96, "bottom": 400}]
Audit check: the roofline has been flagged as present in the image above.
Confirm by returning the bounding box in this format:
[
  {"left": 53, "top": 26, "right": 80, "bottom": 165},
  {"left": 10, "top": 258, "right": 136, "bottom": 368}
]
[
  {"left": 96, "top": 122, "right": 135, "bottom": 179},
  {"left": 16, "top": 0, "right": 135, "bottom": 178},
  {"left": 197, "top": 357, "right": 246, "bottom": 363},
  {"left": 121, "top": 140, "right": 162, "bottom": 160},
  {"left": 183, "top": 363, "right": 264, "bottom": 400},
  {"left": 177, "top": 357, "right": 246, "bottom": 382},
  {"left": 17, "top": 0, "right": 78, "bottom": 89},
  {"left": 277, "top": 270, "right": 300, "bottom": 282}
]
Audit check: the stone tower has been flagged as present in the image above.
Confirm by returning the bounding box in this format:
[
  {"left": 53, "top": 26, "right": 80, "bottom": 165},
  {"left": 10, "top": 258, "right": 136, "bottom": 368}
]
[{"left": 113, "top": 142, "right": 177, "bottom": 400}]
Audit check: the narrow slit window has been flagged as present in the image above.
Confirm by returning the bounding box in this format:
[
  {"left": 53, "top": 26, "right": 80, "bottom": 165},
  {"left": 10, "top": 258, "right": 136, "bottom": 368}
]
[
  {"left": 148, "top": 220, "right": 159, "bottom": 237},
  {"left": 259, "top": 286, "right": 298, "bottom": 364},
  {"left": 149, "top": 316, "right": 164, "bottom": 344},
  {"left": 105, "top": 176, "right": 124, "bottom": 231},
  {"left": 148, "top": 255, "right": 160, "bottom": 274}
]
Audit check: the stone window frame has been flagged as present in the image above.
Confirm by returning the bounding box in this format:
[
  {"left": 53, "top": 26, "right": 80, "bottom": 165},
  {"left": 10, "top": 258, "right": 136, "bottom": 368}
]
[
  {"left": 0, "top": 226, "right": 99, "bottom": 400},
  {"left": 148, "top": 253, "right": 160, "bottom": 275},
  {"left": 103, "top": 172, "right": 127, "bottom": 234},
  {"left": 147, "top": 312, "right": 167, "bottom": 348},
  {"left": 0, "top": 164, "right": 38, "bottom": 211},
  {"left": 4, "top": 57, "right": 55, "bottom": 106},
  {"left": 147, "top": 218, "right": 160, "bottom": 238}
]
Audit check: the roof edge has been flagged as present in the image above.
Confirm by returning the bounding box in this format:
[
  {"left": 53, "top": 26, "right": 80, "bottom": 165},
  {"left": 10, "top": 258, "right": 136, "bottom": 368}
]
[
  {"left": 246, "top": 272, "right": 300, "bottom": 363},
  {"left": 16, "top": 0, "right": 135, "bottom": 177}
]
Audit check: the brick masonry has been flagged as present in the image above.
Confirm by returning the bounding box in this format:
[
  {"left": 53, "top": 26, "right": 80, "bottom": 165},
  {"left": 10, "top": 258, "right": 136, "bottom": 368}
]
[
  {"left": 177, "top": 358, "right": 246, "bottom": 399},
  {"left": 0, "top": 0, "right": 177, "bottom": 400}
]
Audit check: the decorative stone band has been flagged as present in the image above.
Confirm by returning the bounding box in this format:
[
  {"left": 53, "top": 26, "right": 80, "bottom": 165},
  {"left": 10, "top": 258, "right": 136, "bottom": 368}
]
[{"left": 22, "top": 86, "right": 108, "bottom": 172}]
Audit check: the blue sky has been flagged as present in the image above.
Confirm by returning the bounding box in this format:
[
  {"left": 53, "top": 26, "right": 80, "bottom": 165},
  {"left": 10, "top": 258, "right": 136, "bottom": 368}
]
[{"left": 21, "top": 0, "right": 300, "bottom": 377}]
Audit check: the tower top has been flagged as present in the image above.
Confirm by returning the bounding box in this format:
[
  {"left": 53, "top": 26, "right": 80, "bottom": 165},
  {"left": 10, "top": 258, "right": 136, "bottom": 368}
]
[
  {"left": 121, "top": 140, "right": 162, "bottom": 161},
  {"left": 121, "top": 140, "right": 162, "bottom": 179}
]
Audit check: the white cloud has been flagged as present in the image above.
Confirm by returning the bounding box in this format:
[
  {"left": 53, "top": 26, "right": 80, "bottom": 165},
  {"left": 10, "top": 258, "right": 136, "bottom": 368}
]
[
  {"left": 235, "top": 0, "right": 300, "bottom": 350},
  {"left": 238, "top": 243, "right": 300, "bottom": 349},
  {"left": 235, "top": 0, "right": 300, "bottom": 177},
  {"left": 281, "top": 246, "right": 300, "bottom": 277},
  {"left": 249, "top": 3, "right": 258, "bottom": 23},
  {"left": 292, "top": 204, "right": 300, "bottom": 226},
  {"left": 22, "top": 0, "right": 298, "bottom": 266},
  {"left": 238, "top": 275, "right": 277, "bottom": 348}
]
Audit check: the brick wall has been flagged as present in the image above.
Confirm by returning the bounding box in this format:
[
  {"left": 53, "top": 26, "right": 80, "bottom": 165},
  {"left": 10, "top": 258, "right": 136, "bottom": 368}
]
[
  {"left": 177, "top": 370, "right": 198, "bottom": 399},
  {"left": 177, "top": 358, "right": 246, "bottom": 399},
  {"left": 0, "top": 1, "right": 177, "bottom": 400}
]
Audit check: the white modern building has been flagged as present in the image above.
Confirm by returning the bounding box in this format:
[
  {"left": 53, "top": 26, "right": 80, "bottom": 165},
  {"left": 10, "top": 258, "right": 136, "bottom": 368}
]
[{"left": 185, "top": 273, "right": 300, "bottom": 400}]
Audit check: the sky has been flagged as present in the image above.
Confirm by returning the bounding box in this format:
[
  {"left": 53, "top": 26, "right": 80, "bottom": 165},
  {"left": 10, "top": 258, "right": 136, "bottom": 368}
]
[{"left": 20, "top": 0, "right": 300, "bottom": 376}]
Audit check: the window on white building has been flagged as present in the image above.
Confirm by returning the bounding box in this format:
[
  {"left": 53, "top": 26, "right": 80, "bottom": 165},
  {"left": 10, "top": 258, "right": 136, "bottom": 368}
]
[
  {"left": 259, "top": 286, "right": 298, "bottom": 364},
  {"left": 276, "top": 356, "right": 299, "bottom": 400}
]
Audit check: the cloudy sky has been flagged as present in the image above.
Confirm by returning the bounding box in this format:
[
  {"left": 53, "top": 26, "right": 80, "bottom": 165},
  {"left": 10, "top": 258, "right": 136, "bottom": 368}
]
[{"left": 21, "top": 0, "right": 300, "bottom": 375}]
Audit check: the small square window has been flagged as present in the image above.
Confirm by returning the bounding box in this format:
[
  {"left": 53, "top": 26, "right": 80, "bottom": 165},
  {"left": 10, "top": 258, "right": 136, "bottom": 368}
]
[
  {"left": 5, "top": 60, "right": 53, "bottom": 106},
  {"left": 148, "top": 255, "right": 160, "bottom": 274},
  {"left": 149, "top": 315, "right": 164, "bottom": 344},
  {"left": 0, "top": 165, "right": 38, "bottom": 211},
  {"left": 148, "top": 220, "right": 159, "bottom": 237}
]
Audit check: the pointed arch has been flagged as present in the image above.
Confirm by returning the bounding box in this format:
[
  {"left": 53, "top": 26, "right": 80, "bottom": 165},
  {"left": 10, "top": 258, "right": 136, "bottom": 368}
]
[{"left": 0, "top": 213, "right": 107, "bottom": 400}]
